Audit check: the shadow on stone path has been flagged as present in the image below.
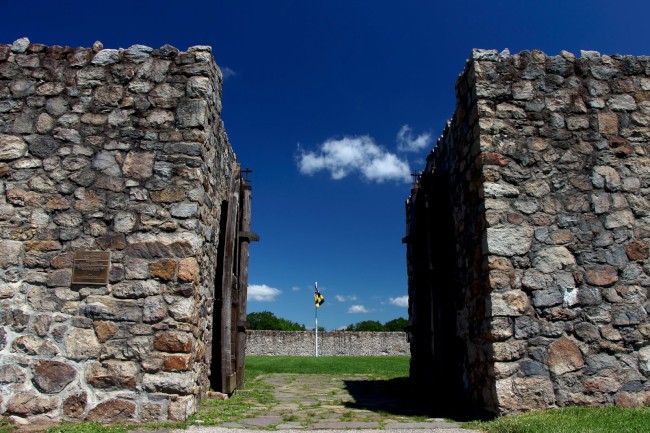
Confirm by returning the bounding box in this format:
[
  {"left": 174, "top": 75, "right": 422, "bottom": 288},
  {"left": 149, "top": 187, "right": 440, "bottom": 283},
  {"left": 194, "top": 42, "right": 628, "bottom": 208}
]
[{"left": 192, "top": 373, "right": 476, "bottom": 431}]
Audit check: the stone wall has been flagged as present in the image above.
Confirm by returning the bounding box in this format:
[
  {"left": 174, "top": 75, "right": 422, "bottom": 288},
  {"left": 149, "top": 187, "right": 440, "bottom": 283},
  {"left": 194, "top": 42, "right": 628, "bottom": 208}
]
[
  {"left": 0, "top": 38, "right": 239, "bottom": 423},
  {"left": 406, "top": 49, "right": 650, "bottom": 416},
  {"left": 246, "top": 331, "right": 409, "bottom": 356}
]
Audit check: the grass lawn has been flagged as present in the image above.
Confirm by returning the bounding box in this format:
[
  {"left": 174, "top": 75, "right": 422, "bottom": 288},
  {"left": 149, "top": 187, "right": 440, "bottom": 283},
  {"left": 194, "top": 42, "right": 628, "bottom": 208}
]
[
  {"left": 245, "top": 355, "right": 410, "bottom": 379},
  {"left": 466, "top": 406, "right": 650, "bottom": 433}
]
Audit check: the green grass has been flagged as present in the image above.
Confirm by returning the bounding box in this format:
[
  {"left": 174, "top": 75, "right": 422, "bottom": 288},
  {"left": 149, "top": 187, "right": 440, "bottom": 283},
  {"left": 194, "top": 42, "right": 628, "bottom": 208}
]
[
  {"left": 245, "top": 355, "right": 410, "bottom": 379},
  {"left": 465, "top": 406, "right": 650, "bottom": 433}
]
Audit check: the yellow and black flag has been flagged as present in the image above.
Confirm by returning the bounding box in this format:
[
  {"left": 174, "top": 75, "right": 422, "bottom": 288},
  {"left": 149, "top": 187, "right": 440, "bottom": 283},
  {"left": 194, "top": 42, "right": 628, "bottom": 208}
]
[{"left": 314, "top": 282, "right": 324, "bottom": 307}]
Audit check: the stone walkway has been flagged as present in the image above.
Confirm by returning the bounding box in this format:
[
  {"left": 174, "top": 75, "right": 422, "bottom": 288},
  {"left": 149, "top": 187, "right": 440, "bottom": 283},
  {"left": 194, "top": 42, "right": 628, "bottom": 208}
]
[{"left": 185, "top": 373, "right": 476, "bottom": 431}]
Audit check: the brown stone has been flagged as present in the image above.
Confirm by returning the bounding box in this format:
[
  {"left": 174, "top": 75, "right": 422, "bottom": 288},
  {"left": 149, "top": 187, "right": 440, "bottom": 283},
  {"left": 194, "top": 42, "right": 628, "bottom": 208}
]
[
  {"left": 547, "top": 337, "right": 584, "bottom": 375},
  {"left": 63, "top": 393, "right": 87, "bottom": 418},
  {"left": 97, "top": 233, "right": 126, "bottom": 250},
  {"left": 32, "top": 360, "right": 77, "bottom": 393},
  {"left": 25, "top": 240, "right": 61, "bottom": 251},
  {"left": 480, "top": 151, "right": 510, "bottom": 166},
  {"left": 598, "top": 111, "right": 619, "bottom": 134},
  {"left": 154, "top": 330, "right": 193, "bottom": 353},
  {"left": 151, "top": 258, "right": 177, "bottom": 280},
  {"left": 584, "top": 265, "right": 618, "bottom": 286},
  {"left": 626, "top": 240, "right": 649, "bottom": 260},
  {"left": 6, "top": 393, "right": 57, "bottom": 415},
  {"left": 45, "top": 195, "right": 71, "bottom": 210},
  {"left": 177, "top": 257, "right": 199, "bottom": 282},
  {"left": 47, "top": 268, "right": 72, "bottom": 287},
  {"left": 86, "top": 399, "right": 136, "bottom": 422},
  {"left": 150, "top": 187, "right": 186, "bottom": 203},
  {"left": 6, "top": 188, "right": 41, "bottom": 206},
  {"left": 584, "top": 376, "right": 621, "bottom": 393},
  {"left": 51, "top": 251, "right": 74, "bottom": 268},
  {"left": 86, "top": 361, "right": 138, "bottom": 389},
  {"left": 74, "top": 189, "right": 103, "bottom": 212},
  {"left": 609, "top": 136, "right": 634, "bottom": 157},
  {"left": 122, "top": 151, "right": 154, "bottom": 179},
  {"left": 12, "top": 335, "right": 60, "bottom": 356},
  {"left": 162, "top": 354, "right": 193, "bottom": 371},
  {"left": 94, "top": 320, "right": 118, "bottom": 342}
]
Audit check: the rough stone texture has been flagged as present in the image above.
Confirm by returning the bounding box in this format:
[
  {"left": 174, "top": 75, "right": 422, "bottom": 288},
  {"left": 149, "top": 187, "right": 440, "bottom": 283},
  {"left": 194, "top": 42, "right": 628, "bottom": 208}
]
[
  {"left": 407, "top": 49, "right": 650, "bottom": 416},
  {"left": 0, "top": 38, "right": 239, "bottom": 423},
  {"left": 246, "top": 331, "right": 410, "bottom": 356}
]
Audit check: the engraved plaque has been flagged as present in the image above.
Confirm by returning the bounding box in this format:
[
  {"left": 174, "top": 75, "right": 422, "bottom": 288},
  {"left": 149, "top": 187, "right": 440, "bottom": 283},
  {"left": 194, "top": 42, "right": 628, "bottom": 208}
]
[{"left": 71, "top": 251, "right": 111, "bottom": 285}]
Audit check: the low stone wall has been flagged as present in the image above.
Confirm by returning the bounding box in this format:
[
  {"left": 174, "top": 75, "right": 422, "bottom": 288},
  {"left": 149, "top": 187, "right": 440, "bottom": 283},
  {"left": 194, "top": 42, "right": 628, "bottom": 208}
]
[{"left": 246, "top": 330, "right": 410, "bottom": 356}]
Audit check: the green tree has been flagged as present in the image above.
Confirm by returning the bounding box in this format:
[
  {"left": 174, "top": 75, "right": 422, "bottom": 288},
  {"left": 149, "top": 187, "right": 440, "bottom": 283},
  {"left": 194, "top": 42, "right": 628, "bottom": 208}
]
[
  {"left": 384, "top": 317, "right": 408, "bottom": 332},
  {"left": 247, "top": 311, "right": 307, "bottom": 331},
  {"left": 346, "top": 320, "right": 384, "bottom": 332}
]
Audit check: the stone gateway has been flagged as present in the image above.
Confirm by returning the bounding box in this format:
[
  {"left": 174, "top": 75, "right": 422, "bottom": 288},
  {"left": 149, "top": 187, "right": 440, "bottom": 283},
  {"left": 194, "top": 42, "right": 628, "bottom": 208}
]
[
  {"left": 0, "top": 38, "right": 254, "bottom": 423},
  {"left": 406, "top": 49, "right": 650, "bottom": 417}
]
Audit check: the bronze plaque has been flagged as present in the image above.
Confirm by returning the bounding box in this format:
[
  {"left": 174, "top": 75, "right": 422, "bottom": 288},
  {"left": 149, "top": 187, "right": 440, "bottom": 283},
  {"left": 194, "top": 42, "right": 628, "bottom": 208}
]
[{"left": 71, "top": 251, "right": 111, "bottom": 285}]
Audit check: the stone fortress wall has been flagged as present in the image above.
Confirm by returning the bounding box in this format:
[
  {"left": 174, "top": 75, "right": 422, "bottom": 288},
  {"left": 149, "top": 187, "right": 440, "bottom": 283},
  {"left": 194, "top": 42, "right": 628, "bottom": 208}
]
[
  {"left": 407, "top": 49, "right": 650, "bottom": 415},
  {"left": 0, "top": 38, "right": 238, "bottom": 423},
  {"left": 245, "top": 330, "right": 409, "bottom": 356}
]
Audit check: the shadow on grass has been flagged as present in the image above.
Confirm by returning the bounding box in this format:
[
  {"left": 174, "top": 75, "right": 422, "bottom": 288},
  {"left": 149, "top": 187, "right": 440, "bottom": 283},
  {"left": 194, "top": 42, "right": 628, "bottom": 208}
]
[{"left": 343, "top": 377, "right": 475, "bottom": 422}]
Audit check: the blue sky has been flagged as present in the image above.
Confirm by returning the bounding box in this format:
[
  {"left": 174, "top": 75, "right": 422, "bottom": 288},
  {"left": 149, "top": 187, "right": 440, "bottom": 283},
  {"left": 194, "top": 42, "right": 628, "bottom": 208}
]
[{"left": 3, "top": 0, "right": 650, "bottom": 330}]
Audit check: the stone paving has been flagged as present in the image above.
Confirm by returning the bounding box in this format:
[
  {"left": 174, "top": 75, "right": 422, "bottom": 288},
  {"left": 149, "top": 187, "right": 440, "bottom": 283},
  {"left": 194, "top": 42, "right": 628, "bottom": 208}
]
[{"left": 187, "top": 373, "right": 475, "bottom": 431}]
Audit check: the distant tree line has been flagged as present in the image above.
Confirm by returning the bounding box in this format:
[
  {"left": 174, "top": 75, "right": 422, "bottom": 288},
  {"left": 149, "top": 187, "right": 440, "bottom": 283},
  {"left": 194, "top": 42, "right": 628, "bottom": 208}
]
[
  {"left": 344, "top": 317, "right": 407, "bottom": 332},
  {"left": 246, "top": 311, "right": 407, "bottom": 332},
  {"left": 246, "top": 311, "right": 307, "bottom": 331}
]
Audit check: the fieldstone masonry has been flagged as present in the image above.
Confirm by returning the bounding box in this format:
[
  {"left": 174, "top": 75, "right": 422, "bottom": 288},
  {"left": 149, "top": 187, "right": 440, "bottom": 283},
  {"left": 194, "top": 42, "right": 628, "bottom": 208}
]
[
  {"left": 406, "top": 49, "right": 650, "bottom": 415},
  {"left": 246, "top": 330, "right": 409, "bottom": 356},
  {"left": 0, "top": 38, "right": 240, "bottom": 423}
]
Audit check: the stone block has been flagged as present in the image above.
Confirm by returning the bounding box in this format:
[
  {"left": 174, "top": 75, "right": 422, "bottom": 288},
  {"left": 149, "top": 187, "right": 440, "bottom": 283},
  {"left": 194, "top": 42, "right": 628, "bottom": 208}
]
[
  {"left": 65, "top": 328, "right": 101, "bottom": 360},
  {"left": 143, "top": 371, "right": 195, "bottom": 394},
  {"left": 6, "top": 393, "right": 57, "bottom": 416},
  {"left": 154, "top": 330, "right": 193, "bottom": 353},
  {"left": 63, "top": 393, "right": 87, "bottom": 418},
  {"left": 485, "top": 226, "right": 534, "bottom": 257},
  {"left": 86, "top": 361, "right": 138, "bottom": 389},
  {"left": 32, "top": 360, "right": 77, "bottom": 393},
  {"left": 547, "top": 337, "right": 584, "bottom": 375},
  {"left": 86, "top": 399, "right": 136, "bottom": 422}
]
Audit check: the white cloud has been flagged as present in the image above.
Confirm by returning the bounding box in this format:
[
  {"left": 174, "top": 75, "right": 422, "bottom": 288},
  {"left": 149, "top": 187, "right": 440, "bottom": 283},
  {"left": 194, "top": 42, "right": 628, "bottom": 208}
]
[
  {"left": 348, "top": 305, "right": 369, "bottom": 314},
  {"left": 389, "top": 295, "right": 409, "bottom": 307},
  {"left": 248, "top": 284, "right": 282, "bottom": 302},
  {"left": 292, "top": 286, "right": 301, "bottom": 292},
  {"left": 396, "top": 125, "right": 432, "bottom": 152},
  {"left": 221, "top": 67, "right": 237, "bottom": 80},
  {"left": 297, "top": 136, "right": 411, "bottom": 183},
  {"left": 336, "top": 295, "right": 358, "bottom": 302}
]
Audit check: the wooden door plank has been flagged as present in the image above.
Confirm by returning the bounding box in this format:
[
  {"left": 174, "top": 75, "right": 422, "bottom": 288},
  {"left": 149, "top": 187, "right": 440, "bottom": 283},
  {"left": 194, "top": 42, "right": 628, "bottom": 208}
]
[{"left": 218, "top": 164, "right": 241, "bottom": 393}]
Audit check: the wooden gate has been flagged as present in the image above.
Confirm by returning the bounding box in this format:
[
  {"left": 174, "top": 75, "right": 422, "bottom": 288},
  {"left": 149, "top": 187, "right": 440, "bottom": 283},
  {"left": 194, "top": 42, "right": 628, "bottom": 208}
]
[{"left": 212, "top": 165, "right": 258, "bottom": 394}]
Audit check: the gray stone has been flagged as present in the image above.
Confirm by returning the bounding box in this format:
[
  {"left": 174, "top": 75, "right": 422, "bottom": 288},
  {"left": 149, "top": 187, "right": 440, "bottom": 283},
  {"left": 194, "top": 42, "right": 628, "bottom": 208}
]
[
  {"left": 532, "top": 288, "right": 563, "bottom": 308},
  {"left": 143, "top": 371, "right": 194, "bottom": 394},
  {"left": 11, "top": 37, "right": 30, "bottom": 53},
  {"left": 169, "top": 202, "right": 198, "bottom": 218},
  {"left": 92, "top": 49, "right": 121, "bottom": 65},
  {"left": 177, "top": 99, "right": 208, "bottom": 128},
  {"left": 532, "top": 246, "right": 576, "bottom": 273},
  {"left": 65, "top": 328, "right": 101, "bottom": 360},
  {"left": 111, "top": 279, "right": 159, "bottom": 299},
  {"left": 485, "top": 226, "right": 534, "bottom": 256}
]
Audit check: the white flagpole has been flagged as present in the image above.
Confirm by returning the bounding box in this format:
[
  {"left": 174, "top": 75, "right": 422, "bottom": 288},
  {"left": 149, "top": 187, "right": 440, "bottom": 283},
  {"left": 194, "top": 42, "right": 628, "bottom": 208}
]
[{"left": 315, "top": 281, "right": 319, "bottom": 357}]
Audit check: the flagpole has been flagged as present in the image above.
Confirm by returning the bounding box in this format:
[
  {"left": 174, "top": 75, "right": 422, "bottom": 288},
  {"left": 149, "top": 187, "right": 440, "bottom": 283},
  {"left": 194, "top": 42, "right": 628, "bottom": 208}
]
[{"left": 315, "top": 281, "right": 319, "bottom": 357}]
